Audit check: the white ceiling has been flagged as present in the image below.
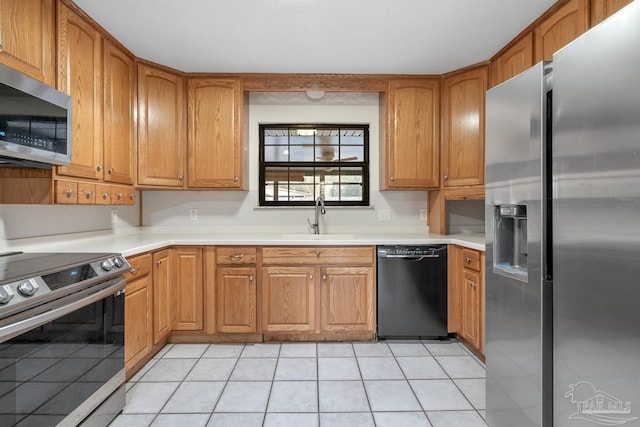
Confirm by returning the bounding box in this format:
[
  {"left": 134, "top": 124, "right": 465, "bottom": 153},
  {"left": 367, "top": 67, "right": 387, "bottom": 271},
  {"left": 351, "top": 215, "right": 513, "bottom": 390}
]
[{"left": 74, "top": 0, "right": 556, "bottom": 75}]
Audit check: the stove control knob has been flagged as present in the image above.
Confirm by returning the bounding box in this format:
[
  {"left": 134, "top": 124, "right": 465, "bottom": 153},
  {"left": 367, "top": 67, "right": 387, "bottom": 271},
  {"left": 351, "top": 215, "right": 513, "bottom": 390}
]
[
  {"left": 101, "top": 260, "right": 114, "bottom": 271},
  {"left": 17, "top": 280, "right": 39, "bottom": 297},
  {"left": 112, "top": 257, "right": 124, "bottom": 268},
  {"left": 0, "top": 286, "right": 14, "bottom": 304}
]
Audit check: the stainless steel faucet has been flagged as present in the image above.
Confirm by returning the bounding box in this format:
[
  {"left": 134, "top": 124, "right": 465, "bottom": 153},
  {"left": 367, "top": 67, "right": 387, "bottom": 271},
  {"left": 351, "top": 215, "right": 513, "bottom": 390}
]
[{"left": 308, "top": 196, "right": 326, "bottom": 234}]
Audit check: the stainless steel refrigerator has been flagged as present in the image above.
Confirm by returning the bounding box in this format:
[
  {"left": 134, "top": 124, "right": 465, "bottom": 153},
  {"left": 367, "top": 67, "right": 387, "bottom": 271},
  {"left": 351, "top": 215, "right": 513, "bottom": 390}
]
[{"left": 485, "top": 1, "right": 640, "bottom": 426}]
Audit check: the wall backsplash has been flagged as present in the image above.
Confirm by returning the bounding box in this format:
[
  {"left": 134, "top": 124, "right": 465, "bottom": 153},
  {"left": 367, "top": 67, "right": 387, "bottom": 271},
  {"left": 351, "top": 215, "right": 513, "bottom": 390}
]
[{"left": 142, "top": 92, "right": 429, "bottom": 233}]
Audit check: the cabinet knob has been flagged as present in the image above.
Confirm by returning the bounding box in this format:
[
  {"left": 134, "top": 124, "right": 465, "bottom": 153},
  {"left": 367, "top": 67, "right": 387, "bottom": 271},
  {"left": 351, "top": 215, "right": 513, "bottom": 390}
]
[
  {"left": 444, "top": 175, "right": 449, "bottom": 180},
  {"left": 316, "top": 251, "right": 321, "bottom": 257},
  {"left": 129, "top": 266, "right": 140, "bottom": 275},
  {"left": 102, "top": 192, "right": 110, "bottom": 200},
  {"left": 309, "top": 274, "right": 313, "bottom": 280},
  {"left": 465, "top": 256, "right": 472, "bottom": 264},
  {"left": 108, "top": 167, "right": 114, "bottom": 174},
  {"left": 322, "top": 274, "right": 327, "bottom": 281},
  {"left": 390, "top": 176, "right": 395, "bottom": 181},
  {"left": 156, "top": 260, "right": 162, "bottom": 265},
  {"left": 178, "top": 175, "right": 184, "bottom": 181},
  {"left": 0, "top": 44, "right": 3, "bottom": 51},
  {"left": 85, "top": 191, "right": 93, "bottom": 199},
  {"left": 249, "top": 275, "right": 254, "bottom": 281},
  {"left": 129, "top": 193, "right": 135, "bottom": 200},
  {"left": 116, "top": 193, "right": 124, "bottom": 200},
  {"left": 234, "top": 176, "right": 238, "bottom": 182},
  {"left": 470, "top": 282, "right": 477, "bottom": 288},
  {"left": 65, "top": 189, "right": 74, "bottom": 198},
  {"left": 96, "top": 164, "right": 103, "bottom": 172}
]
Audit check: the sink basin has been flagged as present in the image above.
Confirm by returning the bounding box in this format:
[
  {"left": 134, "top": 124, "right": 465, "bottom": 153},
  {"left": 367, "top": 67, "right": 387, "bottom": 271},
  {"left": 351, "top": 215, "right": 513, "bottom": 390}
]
[{"left": 280, "top": 233, "right": 356, "bottom": 240}]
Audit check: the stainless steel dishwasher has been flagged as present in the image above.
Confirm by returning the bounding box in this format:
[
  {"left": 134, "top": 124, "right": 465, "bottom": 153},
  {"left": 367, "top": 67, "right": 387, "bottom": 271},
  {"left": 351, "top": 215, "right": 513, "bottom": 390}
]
[{"left": 376, "top": 245, "right": 448, "bottom": 339}]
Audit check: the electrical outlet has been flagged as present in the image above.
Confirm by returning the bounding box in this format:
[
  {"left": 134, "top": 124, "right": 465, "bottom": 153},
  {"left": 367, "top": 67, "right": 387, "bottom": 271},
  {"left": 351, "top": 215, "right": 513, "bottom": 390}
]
[
  {"left": 419, "top": 208, "right": 428, "bottom": 221},
  {"left": 378, "top": 209, "right": 391, "bottom": 221},
  {"left": 189, "top": 208, "right": 198, "bottom": 221},
  {"left": 111, "top": 209, "right": 118, "bottom": 224}
]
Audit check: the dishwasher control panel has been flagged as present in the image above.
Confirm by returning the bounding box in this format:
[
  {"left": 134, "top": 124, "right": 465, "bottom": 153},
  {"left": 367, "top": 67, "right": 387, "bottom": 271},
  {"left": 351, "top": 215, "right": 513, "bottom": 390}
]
[{"left": 377, "top": 245, "right": 446, "bottom": 257}]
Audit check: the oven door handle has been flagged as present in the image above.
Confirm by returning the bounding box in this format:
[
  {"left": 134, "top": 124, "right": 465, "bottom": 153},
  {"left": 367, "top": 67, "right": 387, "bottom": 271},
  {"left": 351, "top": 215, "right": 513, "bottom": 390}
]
[{"left": 0, "top": 277, "right": 125, "bottom": 343}]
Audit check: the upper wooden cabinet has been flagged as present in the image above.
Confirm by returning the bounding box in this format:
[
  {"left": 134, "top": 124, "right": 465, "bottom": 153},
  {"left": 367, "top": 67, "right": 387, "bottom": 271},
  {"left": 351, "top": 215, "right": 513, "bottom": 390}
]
[
  {"left": 56, "top": 1, "right": 103, "bottom": 180},
  {"left": 187, "top": 77, "right": 246, "bottom": 189},
  {"left": 535, "top": 0, "right": 589, "bottom": 62},
  {"left": 137, "top": 64, "right": 186, "bottom": 187},
  {"left": 591, "top": 0, "right": 633, "bottom": 25},
  {"left": 0, "top": 0, "right": 55, "bottom": 86},
  {"left": 490, "top": 33, "right": 534, "bottom": 87},
  {"left": 103, "top": 40, "right": 135, "bottom": 185},
  {"left": 441, "top": 65, "right": 488, "bottom": 188},
  {"left": 382, "top": 78, "right": 440, "bottom": 190}
]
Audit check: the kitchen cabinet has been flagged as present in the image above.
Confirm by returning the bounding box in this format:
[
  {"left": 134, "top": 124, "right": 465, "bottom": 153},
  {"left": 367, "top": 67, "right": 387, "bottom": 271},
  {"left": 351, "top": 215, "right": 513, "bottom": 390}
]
[
  {"left": 187, "top": 77, "right": 247, "bottom": 189},
  {"left": 152, "top": 249, "right": 172, "bottom": 344},
  {"left": 173, "top": 247, "right": 203, "bottom": 331},
  {"left": 490, "top": 32, "right": 534, "bottom": 87},
  {"left": 381, "top": 78, "right": 440, "bottom": 189},
  {"left": 321, "top": 266, "right": 374, "bottom": 332},
  {"left": 124, "top": 253, "right": 153, "bottom": 373},
  {"left": 591, "top": 0, "right": 633, "bottom": 25},
  {"left": 535, "top": 0, "right": 589, "bottom": 62},
  {"left": 56, "top": 1, "right": 103, "bottom": 181},
  {"left": 137, "top": 63, "right": 187, "bottom": 187},
  {"left": 0, "top": 0, "right": 55, "bottom": 86},
  {"left": 441, "top": 64, "right": 488, "bottom": 188},
  {"left": 102, "top": 39, "right": 135, "bottom": 185},
  {"left": 261, "top": 246, "right": 375, "bottom": 338},
  {"left": 448, "top": 245, "right": 484, "bottom": 356},
  {"left": 215, "top": 247, "right": 258, "bottom": 333}
]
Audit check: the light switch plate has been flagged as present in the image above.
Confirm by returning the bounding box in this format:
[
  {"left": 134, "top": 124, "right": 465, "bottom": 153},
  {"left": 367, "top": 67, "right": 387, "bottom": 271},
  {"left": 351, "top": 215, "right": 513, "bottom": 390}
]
[
  {"left": 378, "top": 209, "right": 391, "bottom": 221},
  {"left": 189, "top": 208, "right": 198, "bottom": 221},
  {"left": 111, "top": 209, "right": 118, "bottom": 224},
  {"left": 419, "top": 209, "right": 428, "bottom": 221}
]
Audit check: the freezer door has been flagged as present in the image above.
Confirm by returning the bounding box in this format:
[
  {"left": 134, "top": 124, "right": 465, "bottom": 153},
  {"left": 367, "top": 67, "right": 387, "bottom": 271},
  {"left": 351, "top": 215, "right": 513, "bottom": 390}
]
[
  {"left": 552, "top": 1, "right": 640, "bottom": 426},
  {"left": 485, "top": 61, "right": 549, "bottom": 427}
]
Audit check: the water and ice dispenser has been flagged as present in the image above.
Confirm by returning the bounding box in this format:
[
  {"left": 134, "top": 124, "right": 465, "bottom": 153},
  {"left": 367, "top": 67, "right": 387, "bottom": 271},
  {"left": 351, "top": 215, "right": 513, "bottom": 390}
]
[{"left": 493, "top": 204, "right": 528, "bottom": 282}]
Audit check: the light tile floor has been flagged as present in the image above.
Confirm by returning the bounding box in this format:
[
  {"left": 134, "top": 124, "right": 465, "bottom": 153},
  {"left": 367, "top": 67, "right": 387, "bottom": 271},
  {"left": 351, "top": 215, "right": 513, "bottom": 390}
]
[{"left": 110, "top": 340, "right": 487, "bottom": 427}]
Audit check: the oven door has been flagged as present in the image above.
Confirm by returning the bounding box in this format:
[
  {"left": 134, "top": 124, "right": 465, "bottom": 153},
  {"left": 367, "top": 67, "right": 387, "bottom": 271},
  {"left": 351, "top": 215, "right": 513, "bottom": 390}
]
[{"left": 0, "top": 277, "right": 125, "bottom": 426}]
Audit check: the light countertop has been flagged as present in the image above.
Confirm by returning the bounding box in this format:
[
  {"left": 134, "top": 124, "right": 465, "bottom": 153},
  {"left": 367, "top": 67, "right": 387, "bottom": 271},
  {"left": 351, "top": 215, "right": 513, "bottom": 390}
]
[{"left": 0, "top": 227, "right": 485, "bottom": 257}]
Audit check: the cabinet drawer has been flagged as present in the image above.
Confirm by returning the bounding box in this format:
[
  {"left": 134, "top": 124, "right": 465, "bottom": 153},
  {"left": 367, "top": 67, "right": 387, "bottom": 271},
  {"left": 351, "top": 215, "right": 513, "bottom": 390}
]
[
  {"left": 462, "top": 249, "right": 481, "bottom": 272},
  {"left": 262, "top": 246, "right": 375, "bottom": 265},
  {"left": 216, "top": 247, "right": 257, "bottom": 265},
  {"left": 125, "top": 253, "right": 152, "bottom": 282},
  {"left": 54, "top": 180, "right": 78, "bottom": 204}
]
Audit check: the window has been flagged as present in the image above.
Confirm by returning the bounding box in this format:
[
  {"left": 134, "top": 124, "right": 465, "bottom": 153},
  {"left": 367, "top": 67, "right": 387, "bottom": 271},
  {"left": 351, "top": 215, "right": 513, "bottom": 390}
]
[{"left": 259, "top": 124, "right": 369, "bottom": 207}]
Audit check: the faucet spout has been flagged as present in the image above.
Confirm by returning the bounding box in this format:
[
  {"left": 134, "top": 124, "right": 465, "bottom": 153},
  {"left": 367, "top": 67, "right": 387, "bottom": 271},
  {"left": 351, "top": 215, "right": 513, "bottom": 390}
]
[{"left": 310, "top": 196, "right": 326, "bottom": 234}]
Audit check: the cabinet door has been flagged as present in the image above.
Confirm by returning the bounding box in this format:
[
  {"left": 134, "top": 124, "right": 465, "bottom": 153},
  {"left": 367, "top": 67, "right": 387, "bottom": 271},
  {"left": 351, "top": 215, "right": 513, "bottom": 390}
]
[
  {"left": 261, "top": 266, "right": 315, "bottom": 332},
  {"left": 216, "top": 267, "right": 257, "bottom": 333},
  {"left": 56, "top": 2, "right": 103, "bottom": 180},
  {"left": 441, "top": 66, "right": 488, "bottom": 187},
  {"left": 173, "top": 247, "right": 203, "bottom": 331},
  {"left": 152, "top": 249, "right": 172, "bottom": 344},
  {"left": 383, "top": 79, "right": 440, "bottom": 189},
  {"left": 535, "top": 0, "right": 589, "bottom": 62},
  {"left": 591, "top": 0, "right": 633, "bottom": 25},
  {"left": 124, "top": 253, "right": 152, "bottom": 372},
  {"left": 103, "top": 40, "right": 135, "bottom": 185},
  {"left": 461, "top": 268, "right": 482, "bottom": 351},
  {"left": 490, "top": 33, "right": 534, "bottom": 87},
  {"left": 321, "top": 267, "right": 374, "bottom": 332},
  {"left": 137, "top": 64, "right": 186, "bottom": 187},
  {"left": 187, "top": 78, "right": 243, "bottom": 188},
  {"left": 0, "top": 0, "right": 54, "bottom": 85}
]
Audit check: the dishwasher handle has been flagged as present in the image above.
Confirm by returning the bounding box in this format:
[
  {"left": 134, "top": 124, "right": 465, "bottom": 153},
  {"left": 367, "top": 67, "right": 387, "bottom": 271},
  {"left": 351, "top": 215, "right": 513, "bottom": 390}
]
[{"left": 380, "top": 254, "right": 440, "bottom": 259}]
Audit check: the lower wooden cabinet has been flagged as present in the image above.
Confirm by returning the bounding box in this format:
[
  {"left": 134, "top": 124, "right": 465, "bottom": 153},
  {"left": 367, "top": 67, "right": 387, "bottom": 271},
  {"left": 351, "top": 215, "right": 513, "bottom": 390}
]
[
  {"left": 173, "top": 247, "right": 204, "bottom": 331},
  {"left": 448, "top": 245, "right": 485, "bottom": 356},
  {"left": 261, "top": 266, "right": 316, "bottom": 332},
  {"left": 152, "top": 249, "right": 172, "bottom": 344},
  {"left": 321, "top": 267, "right": 374, "bottom": 332},
  {"left": 124, "top": 253, "right": 153, "bottom": 372},
  {"left": 216, "top": 267, "right": 257, "bottom": 333}
]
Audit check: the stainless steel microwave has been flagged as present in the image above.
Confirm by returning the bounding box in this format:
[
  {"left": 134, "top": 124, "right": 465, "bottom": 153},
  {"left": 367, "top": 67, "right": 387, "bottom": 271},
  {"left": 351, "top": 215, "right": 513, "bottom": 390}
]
[{"left": 0, "top": 64, "right": 72, "bottom": 168}]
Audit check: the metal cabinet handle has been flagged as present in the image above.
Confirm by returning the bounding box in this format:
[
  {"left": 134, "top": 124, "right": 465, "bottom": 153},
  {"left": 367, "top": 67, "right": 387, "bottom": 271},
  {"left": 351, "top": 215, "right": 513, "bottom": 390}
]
[
  {"left": 465, "top": 257, "right": 472, "bottom": 264},
  {"left": 65, "top": 189, "right": 74, "bottom": 198},
  {"left": 234, "top": 176, "right": 238, "bottom": 182},
  {"left": 249, "top": 275, "right": 254, "bottom": 281},
  {"left": 129, "top": 266, "right": 140, "bottom": 275},
  {"left": 129, "top": 193, "right": 135, "bottom": 200},
  {"left": 309, "top": 275, "right": 313, "bottom": 280},
  {"left": 108, "top": 167, "right": 114, "bottom": 174},
  {"left": 322, "top": 274, "right": 327, "bottom": 281},
  {"left": 230, "top": 254, "right": 245, "bottom": 259},
  {"left": 470, "top": 282, "right": 477, "bottom": 288},
  {"left": 102, "top": 192, "right": 110, "bottom": 200},
  {"left": 116, "top": 193, "right": 124, "bottom": 200},
  {"left": 178, "top": 175, "right": 184, "bottom": 181},
  {"left": 315, "top": 251, "right": 321, "bottom": 257},
  {"left": 96, "top": 164, "right": 103, "bottom": 172},
  {"left": 390, "top": 176, "right": 395, "bottom": 181},
  {"left": 444, "top": 175, "right": 449, "bottom": 180},
  {"left": 156, "top": 260, "right": 162, "bottom": 265},
  {"left": 85, "top": 191, "right": 93, "bottom": 199}
]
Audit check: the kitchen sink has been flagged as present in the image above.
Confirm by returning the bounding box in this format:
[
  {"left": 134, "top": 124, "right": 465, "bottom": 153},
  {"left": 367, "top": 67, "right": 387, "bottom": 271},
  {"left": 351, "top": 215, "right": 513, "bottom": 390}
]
[{"left": 280, "top": 233, "right": 357, "bottom": 240}]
